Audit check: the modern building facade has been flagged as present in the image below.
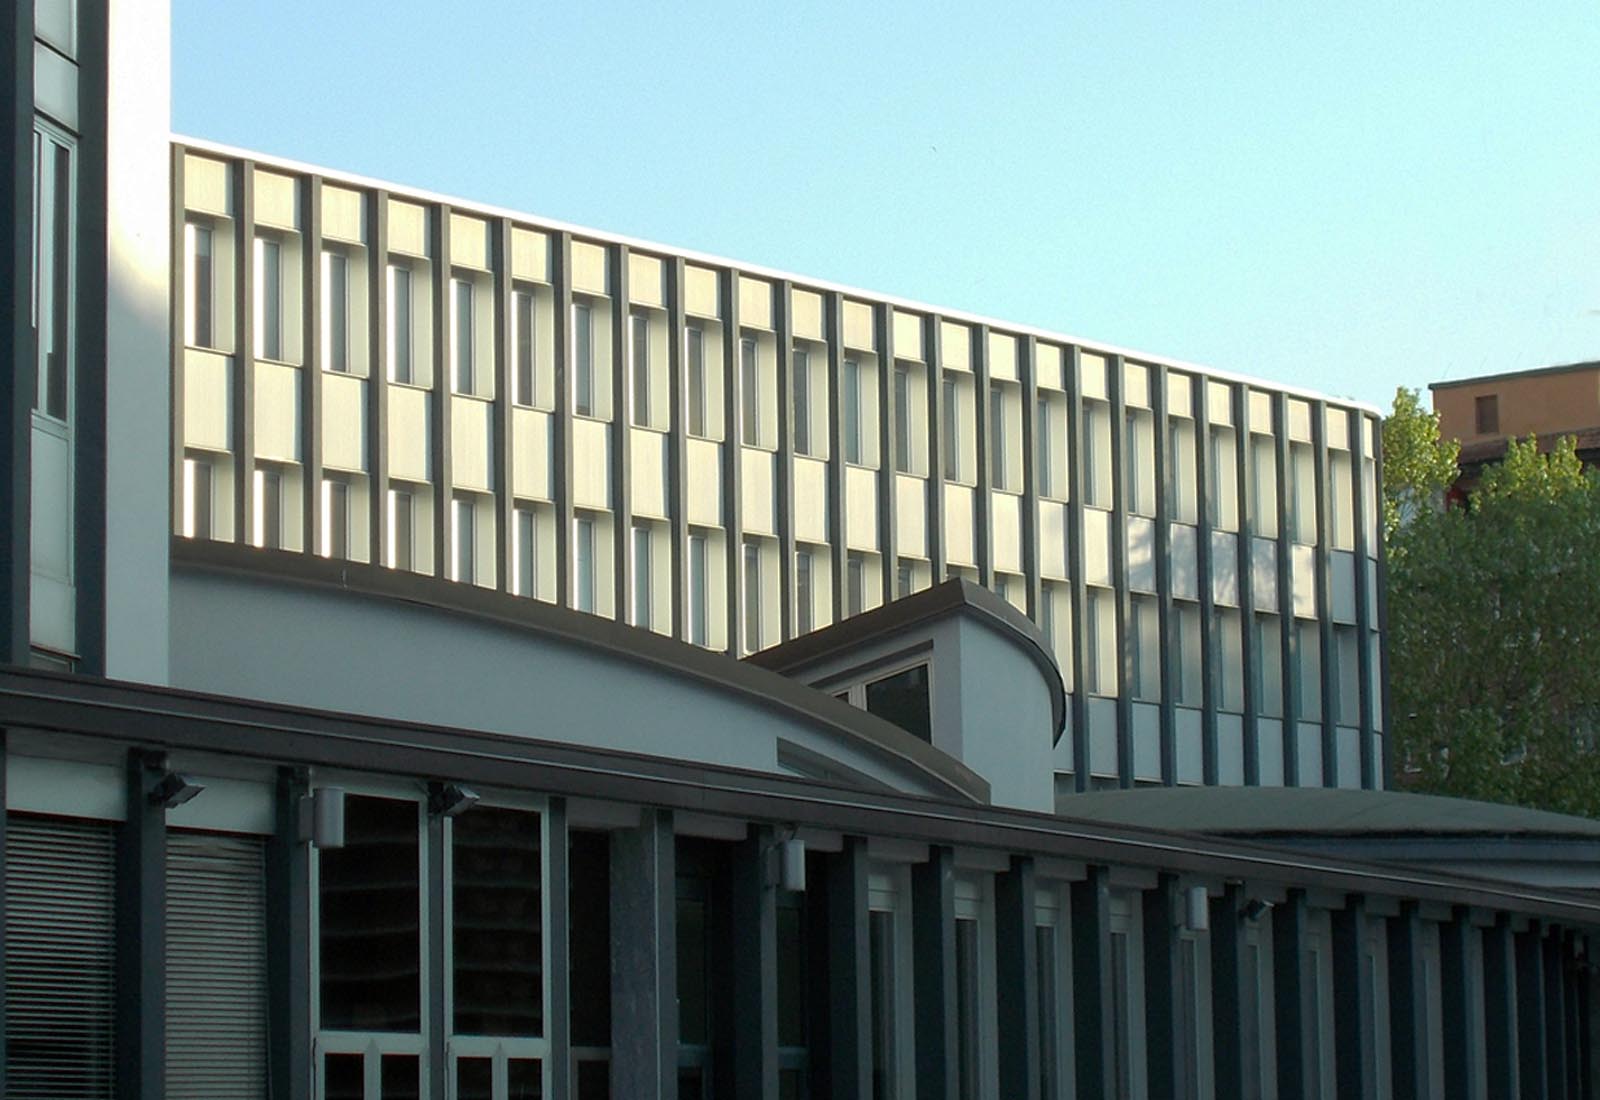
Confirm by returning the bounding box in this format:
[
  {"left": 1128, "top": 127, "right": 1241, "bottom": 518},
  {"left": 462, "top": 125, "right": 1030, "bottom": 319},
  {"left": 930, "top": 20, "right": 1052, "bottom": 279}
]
[
  {"left": 6, "top": 1, "right": 1600, "bottom": 1100},
  {"left": 169, "top": 138, "right": 1387, "bottom": 796}
]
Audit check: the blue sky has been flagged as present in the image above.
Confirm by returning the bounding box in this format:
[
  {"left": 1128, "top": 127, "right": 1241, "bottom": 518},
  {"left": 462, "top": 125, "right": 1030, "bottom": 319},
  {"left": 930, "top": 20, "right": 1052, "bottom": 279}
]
[{"left": 173, "top": 1, "right": 1600, "bottom": 412}]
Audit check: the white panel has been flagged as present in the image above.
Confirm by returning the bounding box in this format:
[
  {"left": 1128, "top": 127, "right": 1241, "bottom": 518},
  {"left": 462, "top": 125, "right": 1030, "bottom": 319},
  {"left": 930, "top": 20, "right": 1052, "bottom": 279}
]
[
  {"left": 511, "top": 227, "right": 551, "bottom": 283},
  {"left": 184, "top": 155, "right": 231, "bottom": 216},
  {"left": 895, "top": 473, "right": 927, "bottom": 559},
  {"left": 738, "top": 276, "right": 773, "bottom": 330},
  {"left": 571, "top": 240, "right": 609, "bottom": 295},
  {"left": 387, "top": 200, "right": 427, "bottom": 255},
  {"left": 628, "top": 253, "right": 665, "bottom": 308},
  {"left": 252, "top": 362, "right": 299, "bottom": 463},
  {"left": 1217, "top": 714, "right": 1245, "bottom": 785},
  {"left": 1336, "top": 727, "right": 1362, "bottom": 789},
  {"left": 1167, "top": 372, "right": 1193, "bottom": 417},
  {"left": 685, "top": 264, "right": 720, "bottom": 319},
  {"left": 1175, "top": 709, "right": 1203, "bottom": 785},
  {"left": 845, "top": 465, "right": 879, "bottom": 551},
  {"left": 1210, "top": 530, "right": 1239, "bottom": 606},
  {"left": 1287, "top": 399, "right": 1313, "bottom": 443},
  {"left": 386, "top": 384, "right": 431, "bottom": 483},
  {"left": 1087, "top": 697, "right": 1118, "bottom": 775},
  {"left": 252, "top": 170, "right": 298, "bottom": 230},
  {"left": 742, "top": 446, "right": 776, "bottom": 535},
  {"left": 35, "top": 0, "right": 75, "bottom": 55},
  {"left": 792, "top": 455, "right": 827, "bottom": 543},
  {"left": 7, "top": 756, "right": 124, "bottom": 820},
  {"left": 1083, "top": 508, "right": 1112, "bottom": 587},
  {"left": 987, "top": 332, "right": 1018, "bottom": 382},
  {"left": 321, "top": 185, "right": 364, "bottom": 243},
  {"left": 320, "top": 372, "right": 367, "bottom": 473},
  {"left": 1039, "top": 500, "right": 1067, "bottom": 579},
  {"left": 893, "top": 310, "right": 923, "bottom": 360},
  {"left": 1330, "top": 551, "right": 1357, "bottom": 623},
  {"left": 30, "top": 573, "right": 74, "bottom": 654},
  {"left": 1256, "top": 719, "right": 1285, "bottom": 786},
  {"left": 1251, "top": 537, "right": 1278, "bottom": 610},
  {"left": 1297, "top": 723, "right": 1323, "bottom": 786},
  {"left": 1169, "top": 523, "right": 1198, "bottom": 600},
  {"left": 842, "top": 300, "right": 875, "bottom": 350},
  {"left": 940, "top": 321, "right": 971, "bottom": 371},
  {"left": 991, "top": 490, "right": 1022, "bottom": 574},
  {"left": 1126, "top": 516, "right": 1156, "bottom": 593},
  {"left": 1132, "top": 703, "right": 1161, "bottom": 781},
  {"left": 629, "top": 428, "right": 667, "bottom": 518},
  {"left": 33, "top": 42, "right": 78, "bottom": 130},
  {"left": 791, "top": 289, "right": 823, "bottom": 341},
  {"left": 1291, "top": 544, "right": 1317, "bottom": 619},
  {"left": 511, "top": 407, "right": 552, "bottom": 501},
  {"left": 29, "top": 428, "right": 71, "bottom": 581},
  {"left": 944, "top": 482, "right": 976, "bottom": 567},
  {"left": 451, "top": 396, "right": 493, "bottom": 491},
  {"left": 1079, "top": 353, "right": 1107, "bottom": 400},
  {"left": 685, "top": 437, "right": 721, "bottom": 527},
  {"left": 183, "top": 349, "right": 232, "bottom": 451},
  {"left": 571, "top": 417, "right": 610, "bottom": 508},
  {"left": 1249, "top": 391, "right": 1274, "bottom": 433},
  {"left": 1035, "top": 343, "right": 1063, "bottom": 391},
  {"left": 1325, "top": 408, "right": 1350, "bottom": 450},
  {"left": 1207, "top": 381, "right": 1233, "bottom": 425},
  {"left": 449, "top": 213, "right": 489, "bottom": 270},
  {"left": 1122, "top": 362, "right": 1150, "bottom": 408}
]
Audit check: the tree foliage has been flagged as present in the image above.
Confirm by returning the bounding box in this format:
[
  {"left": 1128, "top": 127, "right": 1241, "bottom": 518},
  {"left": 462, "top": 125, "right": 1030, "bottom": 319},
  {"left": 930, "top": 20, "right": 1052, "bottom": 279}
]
[{"left": 1385, "top": 392, "right": 1600, "bottom": 816}]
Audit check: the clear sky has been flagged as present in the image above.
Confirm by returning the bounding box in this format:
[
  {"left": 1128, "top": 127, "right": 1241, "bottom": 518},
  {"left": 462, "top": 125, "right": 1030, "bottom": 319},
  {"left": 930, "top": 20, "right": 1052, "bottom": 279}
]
[{"left": 173, "top": 1, "right": 1600, "bottom": 412}]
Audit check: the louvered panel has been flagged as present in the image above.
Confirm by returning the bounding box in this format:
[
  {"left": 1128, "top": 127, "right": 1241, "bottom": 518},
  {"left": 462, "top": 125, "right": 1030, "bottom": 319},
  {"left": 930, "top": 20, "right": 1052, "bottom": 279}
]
[
  {"left": 5, "top": 814, "right": 117, "bottom": 1100},
  {"left": 166, "top": 831, "right": 269, "bottom": 1099}
]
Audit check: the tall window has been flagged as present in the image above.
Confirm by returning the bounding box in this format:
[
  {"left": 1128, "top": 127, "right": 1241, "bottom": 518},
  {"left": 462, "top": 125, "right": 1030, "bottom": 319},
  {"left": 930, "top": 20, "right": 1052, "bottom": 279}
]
[
  {"left": 451, "top": 277, "right": 475, "bottom": 394},
  {"left": 1036, "top": 396, "right": 1052, "bottom": 498},
  {"left": 847, "top": 551, "right": 866, "bottom": 617},
  {"left": 741, "top": 337, "right": 760, "bottom": 446},
  {"left": 686, "top": 325, "right": 706, "bottom": 437},
  {"left": 33, "top": 130, "right": 73, "bottom": 420},
  {"left": 387, "top": 263, "right": 413, "bottom": 384},
  {"left": 893, "top": 364, "right": 912, "bottom": 473},
  {"left": 573, "top": 302, "right": 594, "bottom": 416},
  {"left": 255, "top": 467, "right": 283, "bottom": 549},
  {"left": 689, "top": 533, "right": 709, "bottom": 646},
  {"left": 630, "top": 311, "right": 651, "bottom": 427},
  {"left": 183, "top": 457, "right": 213, "bottom": 539},
  {"left": 323, "top": 479, "right": 349, "bottom": 560},
  {"left": 322, "top": 249, "right": 349, "bottom": 373},
  {"left": 453, "top": 497, "right": 475, "bottom": 583},
  {"left": 514, "top": 289, "right": 536, "bottom": 406},
  {"left": 574, "top": 516, "right": 596, "bottom": 613},
  {"left": 792, "top": 347, "right": 811, "bottom": 455},
  {"left": 390, "top": 488, "right": 415, "bottom": 572},
  {"left": 989, "top": 383, "right": 1008, "bottom": 490},
  {"left": 514, "top": 507, "right": 537, "bottom": 597},
  {"left": 843, "top": 359, "right": 862, "bottom": 465},
  {"left": 795, "top": 548, "right": 814, "bottom": 635},
  {"left": 185, "top": 222, "right": 214, "bottom": 350},
  {"left": 254, "top": 237, "right": 282, "bottom": 361},
  {"left": 1475, "top": 394, "right": 1498, "bottom": 434},
  {"left": 942, "top": 377, "right": 961, "bottom": 481},
  {"left": 632, "top": 523, "right": 652, "bottom": 629},
  {"left": 742, "top": 539, "right": 762, "bottom": 652}
]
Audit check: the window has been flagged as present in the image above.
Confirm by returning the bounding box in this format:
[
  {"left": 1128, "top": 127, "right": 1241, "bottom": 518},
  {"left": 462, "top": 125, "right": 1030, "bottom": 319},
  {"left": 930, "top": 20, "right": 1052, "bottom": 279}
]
[
  {"left": 573, "top": 302, "right": 594, "bottom": 416},
  {"left": 742, "top": 539, "right": 762, "bottom": 652},
  {"left": 451, "top": 277, "right": 475, "bottom": 394},
  {"left": 843, "top": 358, "right": 862, "bottom": 465},
  {"left": 183, "top": 457, "right": 213, "bottom": 539},
  {"left": 514, "top": 289, "right": 536, "bottom": 406},
  {"left": 1168, "top": 417, "right": 1197, "bottom": 523},
  {"left": 990, "top": 382, "right": 1007, "bottom": 489},
  {"left": 391, "top": 488, "right": 415, "bottom": 572},
  {"left": 1087, "top": 587, "right": 1116, "bottom": 696},
  {"left": 387, "top": 263, "right": 414, "bottom": 384},
  {"left": 796, "top": 548, "right": 814, "bottom": 635},
  {"left": 865, "top": 664, "right": 931, "bottom": 742},
  {"left": 942, "top": 377, "right": 961, "bottom": 480},
  {"left": 1130, "top": 594, "right": 1160, "bottom": 702},
  {"left": 453, "top": 497, "right": 475, "bottom": 583},
  {"left": 185, "top": 222, "right": 214, "bottom": 350},
  {"left": 893, "top": 363, "right": 912, "bottom": 473},
  {"left": 254, "top": 236, "right": 282, "bottom": 361},
  {"left": 1212, "top": 609, "right": 1245, "bottom": 712},
  {"left": 1036, "top": 396, "right": 1052, "bottom": 498},
  {"left": 1124, "top": 409, "right": 1154, "bottom": 516},
  {"left": 255, "top": 467, "right": 282, "bottom": 550},
  {"left": 451, "top": 805, "right": 543, "bottom": 1038},
  {"left": 514, "top": 506, "right": 537, "bottom": 597},
  {"left": 1174, "top": 602, "right": 1202, "bottom": 708},
  {"left": 574, "top": 516, "right": 596, "bottom": 613},
  {"left": 1475, "top": 393, "right": 1498, "bottom": 435},
  {"left": 867, "top": 899, "right": 905, "bottom": 1098},
  {"left": 689, "top": 533, "right": 709, "bottom": 646},
  {"left": 1255, "top": 613, "right": 1283, "bottom": 717},
  {"left": 686, "top": 325, "right": 706, "bottom": 438},
  {"left": 1296, "top": 621, "right": 1322, "bottom": 720},
  {"left": 33, "top": 130, "right": 73, "bottom": 420},
  {"left": 740, "top": 336, "right": 760, "bottom": 446},
  {"left": 323, "top": 479, "right": 349, "bottom": 559},
  {"left": 847, "top": 552, "right": 866, "bottom": 617},
  {"left": 1085, "top": 402, "right": 1112, "bottom": 509},
  {"left": 1251, "top": 432, "right": 1279, "bottom": 538},
  {"left": 792, "top": 347, "right": 811, "bottom": 455},
  {"left": 322, "top": 249, "right": 350, "bottom": 373},
  {"left": 630, "top": 311, "right": 651, "bottom": 427},
  {"left": 896, "top": 558, "right": 914, "bottom": 600},
  {"left": 632, "top": 523, "right": 652, "bottom": 629},
  {"left": 1209, "top": 425, "right": 1238, "bottom": 531}
]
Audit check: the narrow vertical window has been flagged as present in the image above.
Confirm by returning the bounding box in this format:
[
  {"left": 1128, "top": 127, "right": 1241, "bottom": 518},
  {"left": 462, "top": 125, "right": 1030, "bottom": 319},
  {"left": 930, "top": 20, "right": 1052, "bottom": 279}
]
[
  {"left": 323, "top": 479, "right": 349, "bottom": 560},
  {"left": 847, "top": 552, "right": 865, "bottom": 617},
  {"left": 630, "top": 311, "right": 650, "bottom": 427},
  {"left": 514, "top": 289, "right": 536, "bottom": 406},
  {"left": 1036, "top": 396, "right": 1052, "bottom": 497},
  {"left": 843, "top": 358, "right": 862, "bottom": 465},
  {"left": 689, "top": 533, "right": 709, "bottom": 646},
  {"left": 742, "top": 539, "right": 762, "bottom": 651},
  {"left": 893, "top": 363, "right": 911, "bottom": 473},
  {"left": 942, "top": 377, "right": 961, "bottom": 481},
  {"left": 1475, "top": 393, "right": 1498, "bottom": 435},
  {"left": 1036, "top": 925, "right": 1061, "bottom": 1099},
  {"left": 896, "top": 558, "right": 914, "bottom": 599},
  {"left": 956, "top": 917, "right": 981, "bottom": 1097},
  {"left": 255, "top": 468, "right": 282, "bottom": 550},
  {"left": 990, "top": 382, "right": 1007, "bottom": 489},
  {"left": 390, "top": 488, "right": 414, "bottom": 571},
  {"left": 740, "top": 336, "right": 760, "bottom": 446},
  {"left": 574, "top": 516, "right": 596, "bottom": 613},
  {"left": 514, "top": 507, "right": 536, "bottom": 597},
  {"left": 573, "top": 302, "right": 594, "bottom": 416},
  {"left": 453, "top": 497, "right": 475, "bottom": 583},
  {"left": 35, "top": 138, "right": 71, "bottom": 419},
  {"left": 1110, "top": 931, "right": 1133, "bottom": 1100},
  {"left": 187, "top": 222, "right": 214, "bottom": 349},
  {"left": 184, "top": 457, "right": 213, "bottom": 540},
  {"left": 322, "top": 250, "right": 349, "bottom": 373},
  {"left": 632, "top": 523, "right": 652, "bottom": 628},
  {"left": 388, "top": 263, "right": 413, "bottom": 384},
  {"left": 451, "top": 277, "right": 474, "bottom": 394},
  {"left": 795, "top": 548, "right": 814, "bottom": 635},
  {"left": 792, "top": 347, "right": 811, "bottom": 455},
  {"left": 1123, "top": 411, "right": 1141, "bottom": 514},
  {"left": 868, "top": 909, "right": 899, "bottom": 1097},
  {"left": 686, "top": 325, "right": 705, "bottom": 437},
  {"left": 255, "top": 237, "right": 282, "bottom": 361}
]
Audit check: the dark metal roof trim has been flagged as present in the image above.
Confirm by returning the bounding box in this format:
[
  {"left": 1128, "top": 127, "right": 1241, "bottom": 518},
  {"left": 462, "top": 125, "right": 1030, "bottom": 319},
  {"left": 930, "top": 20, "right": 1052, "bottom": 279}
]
[{"left": 1428, "top": 358, "right": 1600, "bottom": 391}]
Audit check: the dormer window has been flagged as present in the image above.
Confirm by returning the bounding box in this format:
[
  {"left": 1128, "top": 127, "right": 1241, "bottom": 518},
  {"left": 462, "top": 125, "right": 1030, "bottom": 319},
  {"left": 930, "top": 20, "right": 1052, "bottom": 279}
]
[{"left": 836, "top": 661, "right": 932, "bottom": 743}]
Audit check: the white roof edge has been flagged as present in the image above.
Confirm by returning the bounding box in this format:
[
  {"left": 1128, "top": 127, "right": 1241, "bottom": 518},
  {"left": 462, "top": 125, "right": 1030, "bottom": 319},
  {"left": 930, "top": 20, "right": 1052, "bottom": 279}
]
[{"left": 172, "top": 133, "right": 1383, "bottom": 416}]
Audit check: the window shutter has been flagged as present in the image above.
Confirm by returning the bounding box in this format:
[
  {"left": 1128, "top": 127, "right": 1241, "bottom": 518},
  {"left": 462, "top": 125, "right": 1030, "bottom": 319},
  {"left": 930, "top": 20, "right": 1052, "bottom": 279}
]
[
  {"left": 166, "top": 831, "right": 269, "bottom": 1099},
  {"left": 4, "top": 814, "right": 117, "bottom": 1099}
]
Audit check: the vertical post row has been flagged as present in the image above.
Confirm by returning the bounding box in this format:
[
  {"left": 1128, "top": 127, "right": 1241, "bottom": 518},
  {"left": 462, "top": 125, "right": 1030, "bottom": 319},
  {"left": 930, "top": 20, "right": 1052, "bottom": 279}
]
[
  {"left": 492, "top": 220, "right": 514, "bottom": 592},
  {"left": 1439, "top": 908, "right": 1478, "bottom": 1099},
  {"left": 1272, "top": 392, "right": 1297, "bottom": 784},
  {"left": 1108, "top": 356, "right": 1133, "bottom": 786},
  {"left": 925, "top": 316, "right": 947, "bottom": 583},
  {"left": 912, "top": 845, "right": 957, "bottom": 1099},
  {"left": 1389, "top": 904, "right": 1433, "bottom": 1099},
  {"left": 1151, "top": 365, "right": 1176, "bottom": 785},
  {"left": 1349, "top": 408, "right": 1379, "bottom": 788},
  {"left": 1482, "top": 918, "right": 1521, "bottom": 1098},
  {"left": 995, "top": 856, "right": 1040, "bottom": 1100},
  {"left": 428, "top": 207, "right": 453, "bottom": 578},
  {"left": 1142, "top": 875, "right": 1179, "bottom": 1100},
  {"left": 300, "top": 176, "right": 324, "bottom": 559},
  {"left": 1332, "top": 896, "right": 1376, "bottom": 1098},
  {"left": 1019, "top": 335, "right": 1043, "bottom": 620},
  {"left": 773, "top": 281, "right": 795, "bottom": 642},
  {"left": 1233, "top": 385, "right": 1260, "bottom": 786},
  {"left": 1065, "top": 348, "right": 1090, "bottom": 790},
  {"left": 826, "top": 838, "right": 871, "bottom": 1099},
  {"left": 1312, "top": 402, "right": 1338, "bottom": 785},
  {"left": 552, "top": 233, "right": 574, "bottom": 607},
  {"left": 1272, "top": 890, "right": 1308, "bottom": 1100},
  {"left": 169, "top": 147, "right": 187, "bottom": 551},
  {"left": 875, "top": 303, "right": 898, "bottom": 603},
  {"left": 366, "top": 192, "right": 390, "bottom": 568},
  {"left": 721, "top": 269, "right": 745, "bottom": 649},
  {"left": 1518, "top": 926, "right": 1549, "bottom": 1100},
  {"left": 825, "top": 292, "right": 846, "bottom": 623},
  {"left": 1208, "top": 885, "right": 1245, "bottom": 1098},
  {"left": 609, "top": 244, "right": 632, "bottom": 623},
  {"left": 233, "top": 164, "right": 256, "bottom": 547},
  {"left": 1072, "top": 865, "right": 1113, "bottom": 1100},
  {"left": 973, "top": 325, "right": 994, "bottom": 589},
  {"left": 1192, "top": 380, "right": 1220, "bottom": 785},
  {"left": 1370, "top": 412, "right": 1394, "bottom": 785},
  {"left": 665, "top": 258, "right": 687, "bottom": 638}
]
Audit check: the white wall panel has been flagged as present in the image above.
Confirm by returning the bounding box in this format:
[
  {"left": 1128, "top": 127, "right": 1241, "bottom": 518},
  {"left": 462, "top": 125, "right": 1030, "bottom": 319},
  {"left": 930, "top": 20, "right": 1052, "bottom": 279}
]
[
  {"left": 685, "top": 265, "right": 720, "bottom": 319},
  {"left": 252, "top": 362, "right": 299, "bottom": 463},
  {"left": 1257, "top": 718, "right": 1284, "bottom": 785},
  {"left": 685, "top": 438, "right": 721, "bottom": 527},
  {"left": 628, "top": 253, "right": 664, "bottom": 308},
  {"left": 1132, "top": 703, "right": 1160, "bottom": 781},
  {"left": 1039, "top": 500, "right": 1067, "bottom": 579},
  {"left": 793, "top": 456, "right": 827, "bottom": 543},
  {"left": 895, "top": 474, "right": 927, "bottom": 559},
  {"left": 183, "top": 350, "right": 232, "bottom": 452},
  {"left": 843, "top": 300, "right": 875, "bottom": 350},
  {"left": 1210, "top": 530, "right": 1239, "bottom": 606},
  {"left": 892, "top": 311, "right": 923, "bottom": 360},
  {"left": 570, "top": 240, "right": 608, "bottom": 294},
  {"left": 449, "top": 213, "right": 489, "bottom": 270},
  {"left": 252, "top": 170, "right": 298, "bottom": 230},
  {"left": 742, "top": 447, "right": 776, "bottom": 536},
  {"left": 571, "top": 417, "right": 610, "bottom": 509},
  {"left": 183, "top": 155, "right": 231, "bottom": 216},
  {"left": 1291, "top": 544, "right": 1318, "bottom": 618},
  {"left": 320, "top": 373, "right": 366, "bottom": 473},
  {"left": 1169, "top": 523, "right": 1198, "bottom": 599},
  {"left": 987, "top": 332, "right": 1018, "bottom": 382},
  {"left": 1330, "top": 552, "right": 1357, "bottom": 623},
  {"left": 1297, "top": 723, "right": 1323, "bottom": 786},
  {"left": 738, "top": 276, "right": 772, "bottom": 330},
  {"left": 1126, "top": 516, "right": 1156, "bottom": 593},
  {"left": 387, "top": 200, "right": 427, "bottom": 255},
  {"left": 1176, "top": 709, "right": 1203, "bottom": 784},
  {"left": 1336, "top": 727, "right": 1361, "bottom": 789},
  {"left": 991, "top": 490, "right": 1021, "bottom": 574},
  {"left": 386, "top": 385, "right": 430, "bottom": 483},
  {"left": 33, "top": 43, "right": 78, "bottom": 130},
  {"left": 511, "top": 228, "right": 550, "bottom": 283},
  {"left": 940, "top": 322, "right": 971, "bottom": 371},
  {"left": 321, "top": 186, "right": 363, "bottom": 243},
  {"left": 1217, "top": 714, "right": 1245, "bottom": 785},
  {"left": 944, "top": 482, "right": 975, "bottom": 567},
  {"left": 791, "top": 289, "right": 823, "bottom": 340},
  {"left": 845, "top": 465, "right": 879, "bottom": 551},
  {"left": 1088, "top": 698, "right": 1118, "bottom": 775},
  {"left": 450, "top": 396, "right": 492, "bottom": 492},
  {"left": 1083, "top": 508, "right": 1112, "bottom": 587},
  {"left": 510, "top": 407, "right": 552, "bottom": 501},
  {"left": 629, "top": 430, "right": 667, "bottom": 518}
]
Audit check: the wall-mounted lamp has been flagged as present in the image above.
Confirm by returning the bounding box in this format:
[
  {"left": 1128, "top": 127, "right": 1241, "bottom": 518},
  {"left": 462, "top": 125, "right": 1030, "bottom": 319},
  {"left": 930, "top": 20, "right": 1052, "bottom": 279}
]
[
  {"left": 1184, "top": 885, "right": 1210, "bottom": 933},
  {"left": 149, "top": 770, "right": 205, "bottom": 810},
  {"left": 1241, "top": 897, "right": 1274, "bottom": 923},
  {"left": 428, "top": 782, "right": 480, "bottom": 819},
  {"left": 779, "top": 836, "right": 807, "bottom": 892},
  {"left": 299, "top": 786, "right": 346, "bottom": 848}
]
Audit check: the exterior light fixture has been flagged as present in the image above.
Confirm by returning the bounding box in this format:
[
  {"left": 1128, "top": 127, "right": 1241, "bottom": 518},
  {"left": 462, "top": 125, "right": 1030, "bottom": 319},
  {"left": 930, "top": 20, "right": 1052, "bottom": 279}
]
[
  {"left": 1241, "top": 897, "right": 1274, "bottom": 923},
  {"left": 1184, "top": 885, "right": 1210, "bottom": 932},
  {"left": 149, "top": 770, "right": 204, "bottom": 809},
  {"left": 428, "top": 781, "right": 480, "bottom": 818},
  {"left": 779, "top": 836, "right": 807, "bottom": 892}
]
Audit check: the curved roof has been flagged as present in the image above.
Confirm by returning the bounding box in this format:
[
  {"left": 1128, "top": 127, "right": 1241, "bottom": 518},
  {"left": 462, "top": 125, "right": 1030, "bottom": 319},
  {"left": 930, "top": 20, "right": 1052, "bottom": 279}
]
[
  {"left": 1056, "top": 785, "right": 1600, "bottom": 839},
  {"left": 172, "top": 539, "right": 990, "bottom": 803}
]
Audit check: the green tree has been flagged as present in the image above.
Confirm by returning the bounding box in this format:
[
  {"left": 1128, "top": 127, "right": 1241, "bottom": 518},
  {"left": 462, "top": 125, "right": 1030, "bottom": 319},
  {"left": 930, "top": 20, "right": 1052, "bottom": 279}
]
[{"left": 1385, "top": 397, "right": 1600, "bottom": 816}]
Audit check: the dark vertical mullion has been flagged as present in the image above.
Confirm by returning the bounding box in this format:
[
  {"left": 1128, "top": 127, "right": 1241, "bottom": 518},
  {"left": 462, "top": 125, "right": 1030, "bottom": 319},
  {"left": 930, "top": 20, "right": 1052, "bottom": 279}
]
[
  {"left": 74, "top": 0, "right": 109, "bottom": 673},
  {"left": 267, "top": 766, "right": 311, "bottom": 1100},
  {"left": 1208, "top": 885, "right": 1245, "bottom": 1099},
  {"left": 1152, "top": 365, "right": 1176, "bottom": 786},
  {"left": 429, "top": 206, "right": 452, "bottom": 578},
  {"left": 925, "top": 316, "right": 947, "bottom": 582},
  {"left": 234, "top": 163, "right": 255, "bottom": 546},
  {"left": 365, "top": 192, "right": 388, "bottom": 568},
  {"left": 732, "top": 826, "right": 778, "bottom": 1095},
  {"left": 1193, "top": 381, "right": 1220, "bottom": 785},
  {"left": 1483, "top": 918, "right": 1520, "bottom": 1098},
  {"left": 1233, "top": 385, "right": 1259, "bottom": 785},
  {"left": 973, "top": 326, "right": 994, "bottom": 589},
  {"left": 1020, "top": 336, "right": 1042, "bottom": 619},
  {"left": 1108, "top": 356, "right": 1133, "bottom": 787},
  {"left": 0, "top": 0, "right": 33, "bottom": 662},
  {"left": 426, "top": 807, "right": 446, "bottom": 1100},
  {"left": 1273, "top": 394, "right": 1298, "bottom": 784},
  {"left": 1348, "top": 408, "right": 1378, "bottom": 788},
  {"left": 1371, "top": 413, "right": 1393, "bottom": 784},
  {"left": 1142, "top": 876, "right": 1179, "bottom": 1100},
  {"left": 552, "top": 233, "right": 573, "bottom": 605},
  {"left": 1313, "top": 402, "right": 1338, "bottom": 785},
  {"left": 875, "top": 303, "right": 898, "bottom": 602},
  {"left": 826, "top": 837, "right": 871, "bottom": 1099},
  {"left": 825, "top": 292, "right": 846, "bottom": 622},
  {"left": 609, "top": 809, "right": 676, "bottom": 1098},
  {"left": 545, "top": 798, "right": 571, "bottom": 1099},
  {"left": 912, "top": 846, "right": 957, "bottom": 1099},
  {"left": 1272, "top": 890, "right": 1308, "bottom": 1100},
  {"left": 773, "top": 280, "right": 794, "bottom": 641},
  {"left": 1517, "top": 927, "right": 1549, "bottom": 1100},
  {"left": 1065, "top": 347, "right": 1090, "bottom": 791},
  {"left": 115, "top": 749, "right": 167, "bottom": 1100},
  {"left": 721, "top": 269, "right": 744, "bottom": 649},
  {"left": 1072, "top": 866, "right": 1113, "bottom": 1100},
  {"left": 1389, "top": 904, "right": 1432, "bottom": 1099},
  {"left": 666, "top": 258, "right": 688, "bottom": 636},
  {"left": 1544, "top": 930, "right": 1569, "bottom": 1099},
  {"left": 610, "top": 244, "right": 631, "bottom": 621},
  {"left": 1332, "top": 896, "right": 1376, "bottom": 1099},
  {"left": 301, "top": 176, "right": 323, "bottom": 560},
  {"left": 492, "top": 220, "right": 514, "bottom": 592},
  {"left": 1439, "top": 908, "right": 1476, "bottom": 1100},
  {"left": 169, "top": 148, "right": 187, "bottom": 548},
  {"left": 995, "top": 856, "right": 1040, "bottom": 1100}
]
